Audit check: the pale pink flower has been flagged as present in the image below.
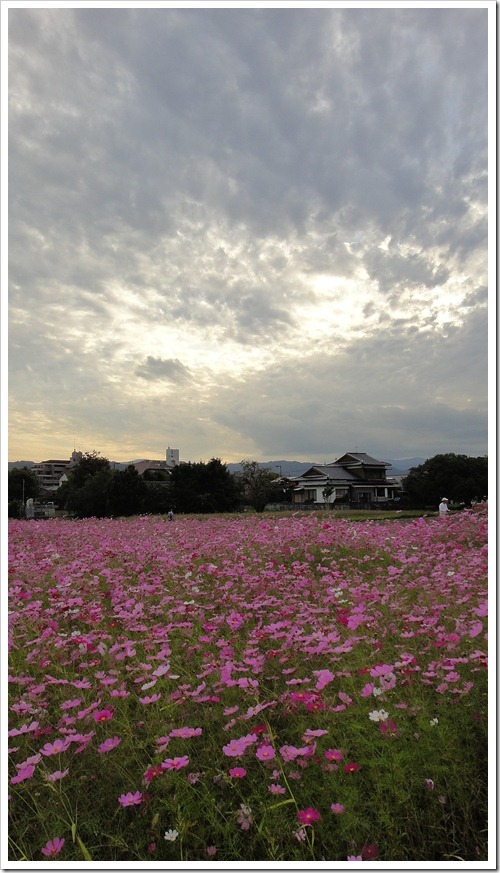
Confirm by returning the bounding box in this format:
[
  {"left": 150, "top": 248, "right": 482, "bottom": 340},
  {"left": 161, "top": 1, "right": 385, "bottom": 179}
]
[
  {"left": 268, "top": 783, "right": 286, "bottom": 794},
  {"left": 40, "top": 738, "right": 70, "bottom": 756},
  {"left": 256, "top": 744, "right": 275, "bottom": 761},
  {"left": 118, "top": 791, "right": 143, "bottom": 806},
  {"left": 161, "top": 755, "right": 189, "bottom": 770},
  {"left": 236, "top": 803, "right": 253, "bottom": 830},
  {"left": 279, "top": 744, "right": 300, "bottom": 762},
  {"left": 10, "top": 764, "right": 35, "bottom": 784},
  {"left": 45, "top": 768, "right": 69, "bottom": 782},
  {"left": 169, "top": 726, "right": 202, "bottom": 738},
  {"left": 222, "top": 738, "right": 246, "bottom": 757},
  {"left": 330, "top": 803, "right": 345, "bottom": 814},
  {"left": 98, "top": 736, "right": 121, "bottom": 754}
]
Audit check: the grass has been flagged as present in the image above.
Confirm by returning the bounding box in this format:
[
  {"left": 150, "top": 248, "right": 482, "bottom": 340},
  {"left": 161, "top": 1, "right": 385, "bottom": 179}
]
[{"left": 7, "top": 508, "right": 489, "bottom": 862}]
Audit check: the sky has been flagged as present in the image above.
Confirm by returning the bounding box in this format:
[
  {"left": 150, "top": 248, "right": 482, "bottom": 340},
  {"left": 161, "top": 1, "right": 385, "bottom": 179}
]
[{"left": 5, "top": 1, "right": 494, "bottom": 466}]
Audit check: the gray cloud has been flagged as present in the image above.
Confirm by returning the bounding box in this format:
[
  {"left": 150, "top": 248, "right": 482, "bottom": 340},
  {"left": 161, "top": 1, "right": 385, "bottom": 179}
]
[
  {"left": 7, "top": 6, "right": 490, "bottom": 463},
  {"left": 136, "top": 356, "right": 192, "bottom": 384}
]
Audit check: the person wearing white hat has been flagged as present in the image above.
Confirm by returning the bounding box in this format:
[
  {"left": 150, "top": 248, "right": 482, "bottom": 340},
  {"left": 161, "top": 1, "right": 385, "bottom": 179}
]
[{"left": 438, "top": 498, "right": 449, "bottom": 515}]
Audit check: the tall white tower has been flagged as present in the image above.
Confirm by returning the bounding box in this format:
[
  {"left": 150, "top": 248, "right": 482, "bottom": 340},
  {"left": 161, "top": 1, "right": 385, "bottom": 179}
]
[{"left": 166, "top": 446, "right": 180, "bottom": 467}]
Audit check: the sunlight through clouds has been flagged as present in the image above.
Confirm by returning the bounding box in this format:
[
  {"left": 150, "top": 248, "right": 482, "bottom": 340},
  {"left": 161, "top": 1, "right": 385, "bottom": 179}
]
[{"left": 7, "top": 4, "right": 490, "bottom": 463}]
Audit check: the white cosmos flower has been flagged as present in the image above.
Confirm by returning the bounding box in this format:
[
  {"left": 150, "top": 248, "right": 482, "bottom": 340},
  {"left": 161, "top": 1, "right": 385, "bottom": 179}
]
[
  {"left": 164, "top": 829, "right": 179, "bottom": 842},
  {"left": 368, "top": 709, "right": 389, "bottom": 722}
]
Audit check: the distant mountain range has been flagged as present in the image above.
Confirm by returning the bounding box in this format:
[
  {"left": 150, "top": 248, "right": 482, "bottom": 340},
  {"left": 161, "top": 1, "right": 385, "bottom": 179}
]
[
  {"left": 8, "top": 457, "right": 425, "bottom": 476},
  {"left": 225, "top": 459, "right": 426, "bottom": 477}
]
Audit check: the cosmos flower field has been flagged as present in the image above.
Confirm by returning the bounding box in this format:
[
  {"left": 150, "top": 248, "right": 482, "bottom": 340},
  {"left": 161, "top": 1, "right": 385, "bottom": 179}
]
[{"left": 8, "top": 510, "right": 489, "bottom": 863}]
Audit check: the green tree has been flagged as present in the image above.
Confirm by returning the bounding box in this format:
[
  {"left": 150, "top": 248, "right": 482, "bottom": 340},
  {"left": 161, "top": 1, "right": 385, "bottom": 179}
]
[
  {"left": 142, "top": 480, "right": 174, "bottom": 515},
  {"left": 169, "top": 459, "right": 241, "bottom": 514},
  {"left": 240, "top": 460, "right": 282, "bottom": 512},
  {"left": 8, "top": 466, "right": 39, "bottom": 502},
  {"left": 403, "top": 453, "right": 488, "bottom": 509},
  {"left": 57, "top": 451, "right": 113, "bottom": 518},
  {"left": 107, "top": 465, "right": 148, "bottom": 517}
]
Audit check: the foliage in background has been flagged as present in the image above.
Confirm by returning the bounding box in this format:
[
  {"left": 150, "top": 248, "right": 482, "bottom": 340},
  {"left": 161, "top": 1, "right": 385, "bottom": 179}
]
[
  {"left": 56, "top": 452, "right": 241, "bottom": 517},
  {"left": 240, "top": 459, "right": 285, "bottom": 512},
  {"left": 403, "top": 453, "right": 488, "bottom": 508}
]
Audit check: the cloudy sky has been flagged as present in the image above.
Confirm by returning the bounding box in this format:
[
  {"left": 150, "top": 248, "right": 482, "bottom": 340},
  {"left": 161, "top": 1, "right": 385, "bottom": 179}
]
[{"left": 6, "top": 2, "right": 492, "bottom": 465}]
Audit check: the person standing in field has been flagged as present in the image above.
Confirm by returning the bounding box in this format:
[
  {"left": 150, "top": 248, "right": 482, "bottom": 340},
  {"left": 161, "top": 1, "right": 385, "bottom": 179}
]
[
  {"left": 438, "top": 497, "right": 449, "bottom": 515},
  {"left": 167, "top": 509, "right": 174, "bottom": 521}
]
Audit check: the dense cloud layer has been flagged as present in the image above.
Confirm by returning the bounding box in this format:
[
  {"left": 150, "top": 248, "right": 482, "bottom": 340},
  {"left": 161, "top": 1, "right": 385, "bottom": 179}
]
[{"left": 8, "top": 5, "right": 490, "bottom": 463}]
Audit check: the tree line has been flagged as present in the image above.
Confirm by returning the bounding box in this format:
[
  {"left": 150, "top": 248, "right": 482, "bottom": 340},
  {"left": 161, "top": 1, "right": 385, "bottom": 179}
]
[
  {"left": 8, "top": 453, "right": 286, "bottom": 518},
  {"left": 8, "top": 451, "right": 488, "bottom": 518}
]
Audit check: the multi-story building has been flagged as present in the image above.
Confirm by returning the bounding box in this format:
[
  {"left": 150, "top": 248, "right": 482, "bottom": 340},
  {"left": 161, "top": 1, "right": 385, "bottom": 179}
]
[{"left": 32, "top": 459, "right": 73, "bottom": 493}]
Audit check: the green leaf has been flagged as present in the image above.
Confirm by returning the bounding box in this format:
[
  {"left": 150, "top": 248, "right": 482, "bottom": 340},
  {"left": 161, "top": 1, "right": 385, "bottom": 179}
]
[
  {"left": 77, "top": 835, "right": 93, "bottom": 861},
  {"left": 267, "top": 798, "right": 296, "bottom": 811}
]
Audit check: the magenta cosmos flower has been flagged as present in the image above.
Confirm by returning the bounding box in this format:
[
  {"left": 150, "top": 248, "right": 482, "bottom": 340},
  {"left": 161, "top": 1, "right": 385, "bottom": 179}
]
[
  {"left": 229, "top": 767, "right": 247, "bottom": 778},
  {"left": 93, "top": 707, "right": 114, "bottom": 723},
  {"left": 41, "top": 837, "right": 65, "bottom": 858},
  {"left": 297, "top": 807, "right": 321, "bottom": 825},
  {"left": 325, "top": 748, "right": 343, "bottom": 761}
]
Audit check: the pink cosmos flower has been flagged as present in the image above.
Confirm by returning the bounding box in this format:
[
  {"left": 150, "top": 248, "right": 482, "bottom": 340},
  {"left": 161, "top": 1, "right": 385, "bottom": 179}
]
[
  {"left": 268, "top": 783, "right": 286, "bottom": 794},
  {"left": 293, "top": 828, "right": 307, "bottom": 842},
  {"left": 41, "top": 837, "right": 65, "bottom": 858},
  {"left": 229, "top": 767, "right": 247, "bottom": 778},
  {"left": 325, "top": 748, "right": 343, "bottom": 761},
  {"left": 161, "top": 755, "right": 189, "bottom": 770},
  {"left": 139, "top": 693, "right": 161, "bottom": 704},
  {"left": 256, "top": 744, "right": 275, "bottom": 761},
  {"left": 118, "top": 791, "right": 143, "bottom": 806},
  {"left": 330, "top": 803, "right": 345, "bottom": 814},
  {"left": 10, "top": 764, "right": 35, "bottom": 784},
  {"left": 347, "top": 855, "right": 363, "bottom": 861},
  {"left": 344, "top": 762, "right": 359, "bottom": 773},
  {"left": 40, "top": 738, "right": 71, "bottom": 756},
  {"left": 98, "top": 736, "right": 121, "bottom": 754},
  {"left": 297, "top": 807, "right": 321, "bottom": 825},
  {"left": 45, "top": 768, "right": 69, "bottom": 782},
  {"left": 206, "top": 845, "right": 217, "bottom": 856},
  {"left": 222, "top": 738, "right": 246, "bottom": 757},
  {"left": 93, "top": 707, "right": 113, "bottom": 723},
  {"left": 169, "top": 726, "right": 202, "bottom": 738},
  {"left": 303, "top": 728, "right": 328, "bottom": 740},
  {"left": 379, "top": 719, "right": 399, "bottom": 738},
  {"left": 279, "top": 744, "right": 300, "bottom": 762}
]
